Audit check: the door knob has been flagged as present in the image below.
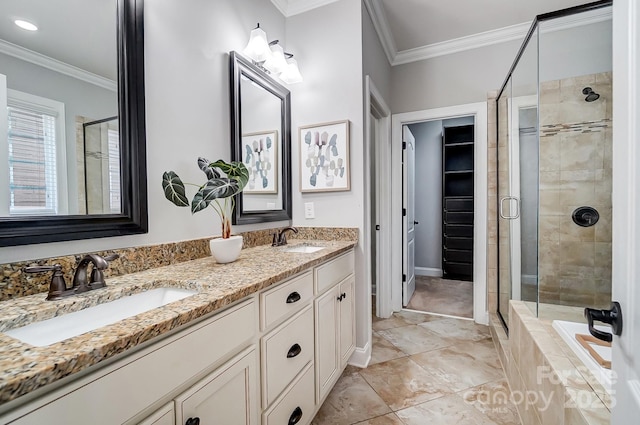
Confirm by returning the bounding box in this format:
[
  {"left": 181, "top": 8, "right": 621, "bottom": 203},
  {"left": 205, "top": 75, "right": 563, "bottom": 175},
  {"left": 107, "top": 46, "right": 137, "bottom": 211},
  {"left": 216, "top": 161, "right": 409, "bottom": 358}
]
[{"left": 584, "top": 301, "right": 623, "bottom": 342}]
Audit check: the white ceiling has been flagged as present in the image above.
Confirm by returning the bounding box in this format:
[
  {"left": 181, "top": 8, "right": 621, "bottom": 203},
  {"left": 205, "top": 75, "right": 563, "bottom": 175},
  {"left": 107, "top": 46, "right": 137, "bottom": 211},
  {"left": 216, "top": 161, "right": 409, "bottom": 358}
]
[
  {"left": 272, "top": 0, "right": 603, "bottom": 65},
  {"left": 0, "top": 0, "right": 117, "bottom": 81}
]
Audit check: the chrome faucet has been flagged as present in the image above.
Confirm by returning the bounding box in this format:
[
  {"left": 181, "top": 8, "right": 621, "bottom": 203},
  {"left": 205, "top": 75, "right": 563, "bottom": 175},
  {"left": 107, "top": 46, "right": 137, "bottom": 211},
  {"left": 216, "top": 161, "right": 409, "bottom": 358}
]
[
  {"left": 272, "top": 226, "right": 299, "bottom": 246},
  {"left": 23, "top": 253, "right": 119, "bottom": 300}
]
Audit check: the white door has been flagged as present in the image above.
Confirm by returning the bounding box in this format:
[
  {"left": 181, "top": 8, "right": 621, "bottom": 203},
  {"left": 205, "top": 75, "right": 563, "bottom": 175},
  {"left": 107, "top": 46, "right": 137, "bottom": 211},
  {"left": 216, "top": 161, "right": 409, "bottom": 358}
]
[
  {"left": 402, "top": 126, "right": 416, "bottom": 306},
  {"left": 611, "top": 0, "right": 640, "bottom": 420}
]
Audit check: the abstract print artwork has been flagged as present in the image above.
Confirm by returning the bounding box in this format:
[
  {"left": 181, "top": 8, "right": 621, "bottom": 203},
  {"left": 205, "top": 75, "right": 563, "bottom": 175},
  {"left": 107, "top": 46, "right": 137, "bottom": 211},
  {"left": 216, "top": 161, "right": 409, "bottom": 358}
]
[
  {"left": 299, "top": 120, "right": 350, "bottom": 192},
  {"left": 242, "top": 130, "right": 278, "bottom": 194}
]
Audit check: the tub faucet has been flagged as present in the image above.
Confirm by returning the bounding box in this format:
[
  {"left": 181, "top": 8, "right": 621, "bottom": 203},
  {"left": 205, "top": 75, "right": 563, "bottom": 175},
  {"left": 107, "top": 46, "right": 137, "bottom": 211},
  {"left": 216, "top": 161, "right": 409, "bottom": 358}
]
[{"left": 273, "top": 226, "right": 298, "bottom": 246}]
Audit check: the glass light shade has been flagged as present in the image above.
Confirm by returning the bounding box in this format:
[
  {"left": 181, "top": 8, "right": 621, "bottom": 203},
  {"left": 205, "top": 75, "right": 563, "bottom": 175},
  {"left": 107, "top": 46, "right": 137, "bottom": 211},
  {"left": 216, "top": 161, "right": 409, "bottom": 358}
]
[
  {"left": 263, "top": 43, "right": 288, "bottom": 74},
  {"left": 280, "top": 58, "right": 303, "bottom": 84},
  {"left": 243, "top": 27, "right": 270, "bottom": 62}
]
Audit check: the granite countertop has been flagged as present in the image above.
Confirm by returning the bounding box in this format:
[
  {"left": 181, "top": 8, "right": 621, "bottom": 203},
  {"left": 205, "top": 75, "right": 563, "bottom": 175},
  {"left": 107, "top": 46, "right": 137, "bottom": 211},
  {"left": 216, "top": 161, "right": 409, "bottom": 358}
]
[{"left": 0, "top": 239, "right": 356, "bottom": 406}]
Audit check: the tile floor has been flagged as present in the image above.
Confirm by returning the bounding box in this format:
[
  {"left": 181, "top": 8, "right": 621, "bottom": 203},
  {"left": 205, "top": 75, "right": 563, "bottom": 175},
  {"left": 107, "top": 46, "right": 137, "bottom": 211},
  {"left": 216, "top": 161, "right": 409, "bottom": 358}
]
[
  {"left": 312, "top": 310, "right": 521, "bottom": 425},
  {"left": 406, "top": 276, "right": 473, "bottom": 318}
]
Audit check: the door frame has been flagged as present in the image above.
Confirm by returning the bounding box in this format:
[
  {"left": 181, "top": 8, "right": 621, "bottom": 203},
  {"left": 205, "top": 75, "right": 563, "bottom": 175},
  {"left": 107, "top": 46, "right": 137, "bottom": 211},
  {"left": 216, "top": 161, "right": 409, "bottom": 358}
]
[
  {"left": 355, "top": 75, "right": 391, "bottom": 368},
  {"left": 611, "top": 0, "right": 640, "bottom": 418},
  {"left": 391, "top": 102, "right": 488, "bottom": 325}
]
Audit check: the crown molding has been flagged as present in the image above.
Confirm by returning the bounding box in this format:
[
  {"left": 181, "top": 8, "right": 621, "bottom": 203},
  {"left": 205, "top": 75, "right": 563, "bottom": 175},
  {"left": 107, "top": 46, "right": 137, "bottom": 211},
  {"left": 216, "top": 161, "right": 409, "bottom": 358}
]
[
  {"left": 363, "top": 0, "right": 397, "bottom": 65},
  {"left": 0, "top": 39, "right": 117, "bottom": 92},
  {"left": 271, "top": 0, "right": 341, "bottom": 17},
  {"left": 393, "top": 22, "right": 530, "bottom": 65},
  {"left": 364, "top": 1, "right": 612, "bottom": 66}
]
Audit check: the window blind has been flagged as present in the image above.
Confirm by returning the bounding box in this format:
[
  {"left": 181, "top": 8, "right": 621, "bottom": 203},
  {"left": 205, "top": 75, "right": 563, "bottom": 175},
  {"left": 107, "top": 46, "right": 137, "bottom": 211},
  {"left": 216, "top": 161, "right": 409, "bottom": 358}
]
[
  {"left": 7, "top": 106, "right": 58, "bottom": 215},
  {"left": 107, "top": 128, "right": 121, "bottom": 213}
]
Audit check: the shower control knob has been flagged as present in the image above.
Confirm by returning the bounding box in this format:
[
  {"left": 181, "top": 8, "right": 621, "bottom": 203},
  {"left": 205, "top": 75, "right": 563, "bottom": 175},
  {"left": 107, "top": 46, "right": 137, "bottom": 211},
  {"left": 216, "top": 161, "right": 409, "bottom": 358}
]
[{"left": 572, "top": 206, "right": 599, "bottom": 227}]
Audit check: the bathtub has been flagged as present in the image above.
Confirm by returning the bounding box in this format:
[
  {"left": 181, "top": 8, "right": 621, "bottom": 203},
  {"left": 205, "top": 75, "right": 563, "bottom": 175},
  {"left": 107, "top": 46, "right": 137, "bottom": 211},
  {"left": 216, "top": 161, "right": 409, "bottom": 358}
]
[{"left": 552, "top": 320, "right": 613, "bottom": 393}]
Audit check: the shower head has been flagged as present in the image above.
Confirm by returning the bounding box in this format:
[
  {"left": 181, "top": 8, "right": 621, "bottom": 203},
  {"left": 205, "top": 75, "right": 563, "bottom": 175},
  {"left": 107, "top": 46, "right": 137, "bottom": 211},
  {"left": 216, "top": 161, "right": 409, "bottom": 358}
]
[{"left": 582, "top": 87, "right": 600, "bottom": 102}]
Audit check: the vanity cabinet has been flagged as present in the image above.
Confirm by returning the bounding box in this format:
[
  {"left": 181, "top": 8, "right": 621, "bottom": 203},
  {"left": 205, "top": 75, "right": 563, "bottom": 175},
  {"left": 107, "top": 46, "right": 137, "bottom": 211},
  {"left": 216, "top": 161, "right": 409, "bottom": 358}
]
[
  {"left": 1, "top": 249, "right": 355, "bottom": 425},
  {"left": 314, "top": 252, "right": 355, "bottom": 403}
]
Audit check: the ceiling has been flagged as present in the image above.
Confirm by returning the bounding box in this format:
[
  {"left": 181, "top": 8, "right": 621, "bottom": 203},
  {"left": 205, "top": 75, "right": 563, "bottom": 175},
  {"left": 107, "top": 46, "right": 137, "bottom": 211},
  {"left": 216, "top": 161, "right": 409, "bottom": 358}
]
[
  {"left": 0, "top": 0, "right": 117, "bottom": 82},
  {"left": 272, "top": 0, "right": 603, "bottom": 65}
]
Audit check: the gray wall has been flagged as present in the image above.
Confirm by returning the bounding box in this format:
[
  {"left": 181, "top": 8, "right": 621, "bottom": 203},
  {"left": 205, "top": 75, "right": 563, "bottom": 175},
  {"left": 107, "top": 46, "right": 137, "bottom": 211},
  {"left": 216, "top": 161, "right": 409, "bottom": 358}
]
[
  {"left": 0, "top": 0, "right": 287, "bottom": 262},
  {"left": 391, "top": 40, "right": 521, "bottom": 113},
  {"left": 286, "top": 0, "right": 368, "bottom": 349},
  {"left": 390, "top": 17, "right": 612, "bottom": 114}
]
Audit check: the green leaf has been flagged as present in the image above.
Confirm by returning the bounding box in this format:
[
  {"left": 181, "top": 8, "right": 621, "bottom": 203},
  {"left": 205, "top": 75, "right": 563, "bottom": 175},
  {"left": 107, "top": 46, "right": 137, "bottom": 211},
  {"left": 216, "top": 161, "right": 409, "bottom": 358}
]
[
  {"left": 198, "top": 157, "right": 220, "bottom": 180},
  {"left": 210, "top": 159, "right": 249, "bottom": 193},
  {"left": 162, "top": 171, "right": 189, "bottom": 207},
  {"left": 191, "top": 178, "right": 240, "bottom": 213}
]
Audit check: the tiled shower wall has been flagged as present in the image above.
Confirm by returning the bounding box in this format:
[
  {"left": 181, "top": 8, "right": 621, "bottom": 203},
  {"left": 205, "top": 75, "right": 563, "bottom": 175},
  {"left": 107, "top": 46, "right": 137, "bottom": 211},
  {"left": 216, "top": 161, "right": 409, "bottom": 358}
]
[{"left": 538, "top": 72, "right": 612, "bottom": 308}]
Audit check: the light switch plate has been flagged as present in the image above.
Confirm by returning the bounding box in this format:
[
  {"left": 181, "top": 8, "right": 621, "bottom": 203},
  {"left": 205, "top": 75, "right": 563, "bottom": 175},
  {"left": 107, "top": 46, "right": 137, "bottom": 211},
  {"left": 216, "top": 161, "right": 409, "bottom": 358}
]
[{"left": 304, "top": 202, "right": 315, "bottom": 219}]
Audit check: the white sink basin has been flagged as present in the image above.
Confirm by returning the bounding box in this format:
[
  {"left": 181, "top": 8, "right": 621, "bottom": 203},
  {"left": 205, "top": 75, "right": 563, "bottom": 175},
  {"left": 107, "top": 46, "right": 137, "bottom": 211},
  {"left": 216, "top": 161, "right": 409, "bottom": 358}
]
[
  {"left": 281, "top": 244, "right": 325, "bottom": 253},
  {"left": 5, "top": 287, "right": 197, "bottom": 347}
]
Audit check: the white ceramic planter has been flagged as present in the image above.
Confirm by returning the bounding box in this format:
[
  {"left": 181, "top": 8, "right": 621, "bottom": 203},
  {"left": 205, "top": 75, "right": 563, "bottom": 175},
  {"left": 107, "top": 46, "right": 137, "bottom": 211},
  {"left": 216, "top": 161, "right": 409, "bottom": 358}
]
[{"left": 209, "top": 235, "right": 243, "bottom": 264}]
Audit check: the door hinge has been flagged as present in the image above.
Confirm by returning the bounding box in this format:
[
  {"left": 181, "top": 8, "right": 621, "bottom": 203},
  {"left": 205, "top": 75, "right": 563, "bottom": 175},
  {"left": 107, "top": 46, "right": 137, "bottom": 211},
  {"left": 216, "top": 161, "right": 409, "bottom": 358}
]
[
  {"left": 402, "top": 208, "right": 407, "bottom": 216},
  {"left": 375, "top": 224, "right": 380, "bottom": 230},
  {"left": 402, "top": 274, "right": 406, "bottom": 282},
  {"left": 402, "top": 141, "right": 407, "bottom": 150}
]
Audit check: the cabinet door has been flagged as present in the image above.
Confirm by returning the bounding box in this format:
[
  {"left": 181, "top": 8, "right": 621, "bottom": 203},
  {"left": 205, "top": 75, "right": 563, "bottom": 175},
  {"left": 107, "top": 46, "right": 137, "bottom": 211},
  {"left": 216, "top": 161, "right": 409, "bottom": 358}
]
[
  {"left": 339, "top": 275, "right": 356, "bottom": 367},
  {"left": 314, "top": 285, "right": 339, "bottom": 403},
  {"left": 175, "top": 347, "right": 258, "bottom": 425}
]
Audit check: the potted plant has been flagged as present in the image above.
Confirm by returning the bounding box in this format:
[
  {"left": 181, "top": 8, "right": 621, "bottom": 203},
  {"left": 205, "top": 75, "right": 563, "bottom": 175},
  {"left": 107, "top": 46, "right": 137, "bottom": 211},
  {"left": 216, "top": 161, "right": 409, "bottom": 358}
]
[{"left": 162, "top": 157, "right": 249, "bottom": 263}]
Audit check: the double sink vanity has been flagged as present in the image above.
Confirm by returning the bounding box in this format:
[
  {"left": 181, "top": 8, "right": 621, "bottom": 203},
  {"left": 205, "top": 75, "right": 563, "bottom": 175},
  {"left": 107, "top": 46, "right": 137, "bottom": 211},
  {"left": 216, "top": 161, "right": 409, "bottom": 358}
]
[{"left": 0, "top": 237, "right": 357, "bottom": 425}]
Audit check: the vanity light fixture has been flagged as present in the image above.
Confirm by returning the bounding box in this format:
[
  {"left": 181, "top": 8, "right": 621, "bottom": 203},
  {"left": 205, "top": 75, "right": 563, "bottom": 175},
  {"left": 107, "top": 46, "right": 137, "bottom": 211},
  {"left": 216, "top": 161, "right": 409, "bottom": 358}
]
[
  {"left": 243, "top": 23, "right": 303, "bottom": 84},
  {"left": 14, "top": 19, "right": 38, "bottom": 31}
]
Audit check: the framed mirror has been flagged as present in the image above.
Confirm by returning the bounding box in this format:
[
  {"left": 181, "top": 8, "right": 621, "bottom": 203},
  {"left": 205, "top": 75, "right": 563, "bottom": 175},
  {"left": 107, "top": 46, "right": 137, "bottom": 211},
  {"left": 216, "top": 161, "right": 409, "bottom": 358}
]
[
  {"left": 0, "top": 0, "right": 147, "bottom": 247},
  {"left": 230, "top": 51, "right": 292, "bottom": 224}
]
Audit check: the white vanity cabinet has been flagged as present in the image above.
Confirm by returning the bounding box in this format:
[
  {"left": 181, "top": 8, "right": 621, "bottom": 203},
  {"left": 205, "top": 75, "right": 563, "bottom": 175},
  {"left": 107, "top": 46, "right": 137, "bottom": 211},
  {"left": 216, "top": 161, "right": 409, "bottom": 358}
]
[
  {"left": 1, "top": 248, "right": 356, "bottom": 425},
  {"left": 314, "top": 252, "right": 356, "bottom": 403}
]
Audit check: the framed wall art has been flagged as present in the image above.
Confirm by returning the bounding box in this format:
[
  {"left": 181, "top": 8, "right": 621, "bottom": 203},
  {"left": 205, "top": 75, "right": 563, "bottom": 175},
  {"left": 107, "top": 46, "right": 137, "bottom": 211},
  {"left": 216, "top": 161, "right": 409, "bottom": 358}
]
[
  {"left": 299, "top": 120, "right": 350, "bottom": 192},
  {"left": 242, "top": 130, "right": 278, "bottom": 194}
]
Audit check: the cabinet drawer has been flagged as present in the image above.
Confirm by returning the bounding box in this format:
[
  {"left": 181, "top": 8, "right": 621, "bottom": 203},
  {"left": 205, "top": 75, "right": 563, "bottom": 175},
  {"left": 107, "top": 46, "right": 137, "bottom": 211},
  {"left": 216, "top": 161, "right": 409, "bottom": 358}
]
[
  {"left": 262, "top": 305, "right": 314, "bottom": 407},
  {"left": 315, "top": 251, "right": 355, "bottom": 295},
  {"left": 262, "top": 363, "right": 315, "bottom": 425},
  {"left": 443, "top": 248, "right": 472, "bottom": 263},
  {"left": 444, "top": 198, "right": 473, "bottom": 212},
  {"left": 444, "top": 237, "right": 473, "bottom": 251},
  {"left": 444, "top": 224, "right": 473, "bottom": 238},
  {"left": 443, "top": 262, "right": 473, "bottom": 278},
  {"left": 261, "top": 271, "right": 313, "bottom": 330},
  {"left": 444, "top": 211, "right": 473, "bottom": 224}
]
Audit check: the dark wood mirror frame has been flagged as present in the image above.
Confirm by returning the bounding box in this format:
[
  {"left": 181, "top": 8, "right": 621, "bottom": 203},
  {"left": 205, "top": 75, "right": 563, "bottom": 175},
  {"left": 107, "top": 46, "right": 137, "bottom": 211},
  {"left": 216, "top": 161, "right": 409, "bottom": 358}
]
[
  {"left": 230, "top": 51, "right": 292, "bottom": 225},
  {"left": 0, "top": 0, "right": 147, "bottom": 247}
]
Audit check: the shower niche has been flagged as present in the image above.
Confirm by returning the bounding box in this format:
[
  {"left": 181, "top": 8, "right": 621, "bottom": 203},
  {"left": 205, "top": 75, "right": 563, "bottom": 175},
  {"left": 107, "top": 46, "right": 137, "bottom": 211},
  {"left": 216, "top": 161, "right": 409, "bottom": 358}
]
[{"left": 495, "top": 1, "right": 613, "bottom": 329}]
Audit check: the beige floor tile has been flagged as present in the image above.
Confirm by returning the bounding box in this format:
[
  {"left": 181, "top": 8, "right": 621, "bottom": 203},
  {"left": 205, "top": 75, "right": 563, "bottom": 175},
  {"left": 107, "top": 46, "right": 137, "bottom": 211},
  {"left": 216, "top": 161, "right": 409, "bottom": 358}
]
[
  {"left": 419, "top": 317, "right": 491, "bottom": 343},
  {"left": 410, "top": 339, "right": 504, "bottom": 392},
  {"left": 377, "top": 324, "right": 456, "bottom": 355},
  {"left": 395, "top": 393, "right": 497, "bottom": 425},
  {"left": 359, "top": 357, "right": 453, "bottom": 411},
  {"left": 370, "top": 332, "right": 407, "bottom": 365},
  {"left": 395, "top": 309, "right": 444, "bottom": 325},
  {"left": 407, "top": 277, "right": 473, "bottom": 318},
  {"left": 461, "top": 379, "right": 521, "bottom": 425},
  {"left": 353, "top": 413, "right": 405, "bottom": 425},
  {"left": 311, "top": 372, "right": 391, "bottom": 425},
  {"left": 372, "top": 314, "right": 415, "bottom": 331}
]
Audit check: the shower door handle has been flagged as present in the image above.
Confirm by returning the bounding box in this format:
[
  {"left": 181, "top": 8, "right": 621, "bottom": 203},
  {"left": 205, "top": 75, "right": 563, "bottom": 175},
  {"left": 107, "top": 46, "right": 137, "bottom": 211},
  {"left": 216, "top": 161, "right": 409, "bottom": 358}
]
[{"left": 499, "top": 196, "right": 520, "bottom": 220}]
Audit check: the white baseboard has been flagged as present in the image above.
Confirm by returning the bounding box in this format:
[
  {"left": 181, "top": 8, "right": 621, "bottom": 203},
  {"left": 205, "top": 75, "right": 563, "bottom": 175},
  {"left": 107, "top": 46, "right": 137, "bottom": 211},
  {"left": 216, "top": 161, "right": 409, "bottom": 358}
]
[
  {"left": 521, "top": 275, "right": 537, "bottom": 285},
  {"left": 415, "top": 267, "right": 443, "bottom": 277},
  {"left": 348, "top": 342, "right": 371, "bottom": 368}
]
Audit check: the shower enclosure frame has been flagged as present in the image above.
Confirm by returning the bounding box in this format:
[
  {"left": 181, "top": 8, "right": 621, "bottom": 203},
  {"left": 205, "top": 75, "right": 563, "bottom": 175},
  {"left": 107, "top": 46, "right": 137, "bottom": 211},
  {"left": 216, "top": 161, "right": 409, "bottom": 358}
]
[{"left": 495, "top": 0, "right": 613, "bottom": 332}]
